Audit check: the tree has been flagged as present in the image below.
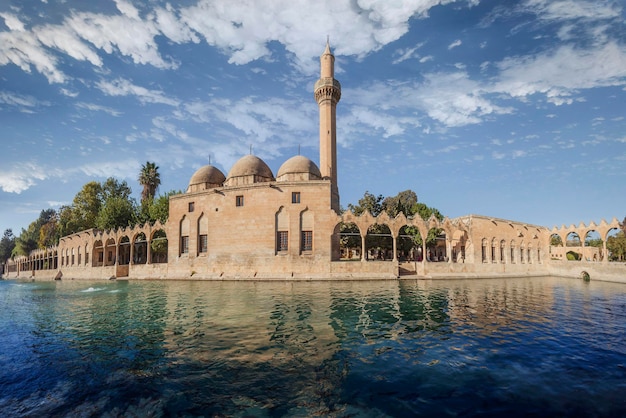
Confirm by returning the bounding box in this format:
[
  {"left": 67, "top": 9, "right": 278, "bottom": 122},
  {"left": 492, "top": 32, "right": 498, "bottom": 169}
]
[
  {"left": 139, "top": 161, "right": 161, "bottom": 203},
  {"left": 96, "top": 196, "right": 137, "bottom": 230},
  {"left": 381, "top": 190, "right": 418, "bottom": 218},
  {"left": 550, "top": 235, "right": 563, "bottom": 246},
  {"left": 348, "top": 191, "right": 383, "bottom": 216},
  {"left": 72, "top": 181, "right": 104, "bottom": 232},
  {"left": 607, "top": 231, "right": 626, "bottom": 261},
  {"left": 0, "top": 229, "right": 16, "bottom": 262},
  {"left": 39, "top": 218, "right": 59, "bottom": 249},
  {"left": 102, "top": 177, "right": 132, "bottom": 201}
]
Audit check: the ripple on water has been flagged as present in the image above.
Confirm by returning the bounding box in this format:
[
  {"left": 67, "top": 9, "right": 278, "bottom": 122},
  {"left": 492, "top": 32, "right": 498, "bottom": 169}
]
[{"left": 1, "top": 277, "right": 626, "bottom": 416}]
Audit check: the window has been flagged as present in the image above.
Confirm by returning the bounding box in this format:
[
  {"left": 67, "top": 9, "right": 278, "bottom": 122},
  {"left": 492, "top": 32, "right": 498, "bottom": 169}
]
[
  {"left": 277, "top": 231, "right": 288, "bottom": 252},
  {"left": 181, "top": 236, "right": 189, "bottom": 254},
  {"left": 236, "top": 195, "right": 244, "bottom": 207},
  {"left": 301, "top": 231, "right": 312, "bottom": 252},
  {"left": 188, "top": 202, "right": 195, "bottom": 212},
  {"left": 292, "top": 192, "right": 301, "bottom": 204},
  {"left": 199, "top": 234, "right": 208, "bottom": 253}
]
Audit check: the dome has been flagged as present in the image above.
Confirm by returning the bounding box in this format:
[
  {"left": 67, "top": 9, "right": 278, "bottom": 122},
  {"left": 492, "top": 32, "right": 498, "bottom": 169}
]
[
  {"left": 187, "top": 165, "right": 226, "bottom": 192},
  {"left": 277, "top": 155, "right": 322, "bottom": 182},
  {"left": 225, "top": 155, "right": 275, "bottom": 186}
]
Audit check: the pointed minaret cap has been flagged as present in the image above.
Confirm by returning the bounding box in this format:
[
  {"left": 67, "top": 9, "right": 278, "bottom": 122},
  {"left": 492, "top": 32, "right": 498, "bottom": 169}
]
[
  {"left": 323, "top": 38, "right": 332, "bottom": 55},
  {"left": 321, "top": 38, "right": 335, "bottom": 78}
]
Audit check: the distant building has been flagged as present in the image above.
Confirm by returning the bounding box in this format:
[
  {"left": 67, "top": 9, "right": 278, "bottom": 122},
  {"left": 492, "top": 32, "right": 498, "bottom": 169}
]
[{"left": 3, "top": 43, "right": 623, "bottom": 282}]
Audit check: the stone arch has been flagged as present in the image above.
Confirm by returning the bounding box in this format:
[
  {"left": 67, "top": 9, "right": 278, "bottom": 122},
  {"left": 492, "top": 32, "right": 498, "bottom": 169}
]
[
  {"left": 397, "top": 224, "right": 421, "bottom": 261},
  {"left": 366, "top": 223, "right": 393, "bottom": 261},
  {"left": 151, "top": 229, "right": 168, "bottom": 263},
  {"left": 481, "top": 238, "right": 489, "bottom": 263},
  {"left": 335, "top": 221, "right": 362, "bottom": 260},
  {"left": 180, "top": 216, "right": 190, "bottom": 256},
  {"left": 606, "top": 227, "right": 623, "bottom": 262},
  {"left": 197, "top": 213, "right": 208, "bottom": 255},
  {"left": 104, "top": 238, "right": 116, "bottom": 266},
  {"left": 566, "top": 232, "right": 581, "bottom": 247},
  {"left": 500, "top": 239, "right": 506, "bottom": 264},
  {"left": 583, "top": 230, "right": 601, "bottom": 261},
  {"left": 93, "top": 240, "right": 104, "bottom": 267},
  {"left": 118, "top": 236, "right": 131, "bottom": 265},
  {"left": 300, "top": 209, "right": 314, "bottom": 253},
  {"left": 426, "top": 227, "right": 446, "bottom": 262},
  {"left": 450, "top": 229, "right": 468, "bottom": 263},
  {"left": 133, "top": 232, "right": 147, "bottom": 264},
  {"left": 276, "top": 207, "right": 289, "bottom": 253}
]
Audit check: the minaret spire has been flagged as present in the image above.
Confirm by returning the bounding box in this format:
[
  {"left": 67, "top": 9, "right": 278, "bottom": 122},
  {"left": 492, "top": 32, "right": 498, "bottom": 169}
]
[{"left": 314, "top": 40, "right": 341, "bottom": 211}]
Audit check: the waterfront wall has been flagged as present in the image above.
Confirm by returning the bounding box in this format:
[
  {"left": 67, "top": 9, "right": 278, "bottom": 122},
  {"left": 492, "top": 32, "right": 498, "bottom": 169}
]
[
  {"left": 547, "top": 260, "right": 626, "bottom": 284},
  {"left": 7, "top": 259, "right": 624, "bottom": 284}
]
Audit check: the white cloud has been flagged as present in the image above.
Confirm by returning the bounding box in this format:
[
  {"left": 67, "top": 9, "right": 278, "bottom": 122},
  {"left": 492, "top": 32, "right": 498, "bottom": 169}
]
[
  {"left": 448, "top": 39, "right": 462, "bottom": 49},
  {"left": 523, "top": 0, "right": 621, "bottom": 22},
  {"left": 492, "top": 42, "right": 626, "bottom": 104},
  {"left": 74, "top": 159, "right": 140, "bottom": 179},
  {"left": 0, "top": 163, "right": 48, "bottom": 193},
  {"left": 0, "top": 0, "right": 477, "bottom": 81},
  {"left": 76, "top": 102, "right": 122, "bottom": 116},
  {"left": 392, "top": 41, "right": 426, "bottom": 64},
  {"left": 0, "top": 12, "right": 26, "bottom": 31},
  {"left": 0, "top": 91, "right": 41, "bottom": 109},
  {"left": 0, "top": 27, "right": 66, "bottom": 83},
  {"left": 95, "top": 78, "right": 180, "bottom": 106}
]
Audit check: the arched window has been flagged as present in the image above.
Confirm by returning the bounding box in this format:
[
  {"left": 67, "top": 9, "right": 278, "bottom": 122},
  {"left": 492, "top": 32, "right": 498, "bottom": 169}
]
[
  {"left": 482, "top": 238, "right": 488, "bottom": 263},
  {"left": 151, "top": 230, "right": 168, "bottom": 263},
  {"left": 300, "top": 210, "right": 313, "bottom": 253},
  {"left": 276, "top": 207, "right": 289, "bottom": 253},
  {"left": 180, "top": 216, "right": 190, "bottom": 255},
  {"left": 198, "top": 214, "right": 208, "bottom": 255}
]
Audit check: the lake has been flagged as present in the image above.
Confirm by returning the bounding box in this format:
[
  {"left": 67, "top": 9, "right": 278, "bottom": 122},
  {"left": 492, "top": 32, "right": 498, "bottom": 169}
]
[{"left": 1, "top": 277, "right": 625, "bottom": 417}]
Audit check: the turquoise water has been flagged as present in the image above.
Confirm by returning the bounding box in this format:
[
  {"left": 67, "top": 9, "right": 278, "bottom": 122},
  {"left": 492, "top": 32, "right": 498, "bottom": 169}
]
[{"left": 1, "top": 277, "right": 625, "bottom": 417}]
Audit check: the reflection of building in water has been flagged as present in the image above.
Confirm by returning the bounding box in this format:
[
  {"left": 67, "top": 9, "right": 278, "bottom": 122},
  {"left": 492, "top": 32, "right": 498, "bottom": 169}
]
[{"left": 3, "top": 43, "right": 623, "bottom": 282}]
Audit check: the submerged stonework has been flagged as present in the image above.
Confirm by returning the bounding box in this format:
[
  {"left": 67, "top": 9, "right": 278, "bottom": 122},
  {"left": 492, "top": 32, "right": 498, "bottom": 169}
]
[{"left": 3, "top": 43, "right": 624, "bottom": 282}]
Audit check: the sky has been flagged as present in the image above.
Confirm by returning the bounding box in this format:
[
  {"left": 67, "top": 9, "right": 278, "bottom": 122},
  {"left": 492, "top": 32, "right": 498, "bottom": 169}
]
[{"left": 1, "top": 0, "right": 625, "bottom": 237}]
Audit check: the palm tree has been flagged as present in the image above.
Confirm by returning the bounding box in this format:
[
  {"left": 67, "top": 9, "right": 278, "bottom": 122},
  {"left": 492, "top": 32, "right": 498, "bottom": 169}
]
[{"left": 138, "top": 161, "right": 161, "bottom": 203}]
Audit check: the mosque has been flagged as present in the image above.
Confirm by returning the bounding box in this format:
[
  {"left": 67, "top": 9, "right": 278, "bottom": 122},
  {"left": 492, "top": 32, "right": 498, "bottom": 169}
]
[{"left": 2, "top": 43, "right": 623, "bottom": 282}]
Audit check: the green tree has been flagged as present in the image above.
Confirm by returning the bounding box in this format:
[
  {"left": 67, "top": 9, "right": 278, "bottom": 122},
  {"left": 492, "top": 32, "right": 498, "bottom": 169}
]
[
  {"left": 550, "top": 235, "right": 563, "bottom": 246},
  {"left": 96, "top": 196, "right": 137, "bottom": 230},
  {"left": 0, "top": 229, "right": 16, "bottom": 262},
  {"left": 102, "top": 177, "right": 132, "bottom": 201},
  {"left": 39, "top": 217, "right": 59, "bottom": 249},
  {"left": 607, "top": 231, "right": 626, "bottom": 261},
  {"left": 72, "top": 181, "right": 104, "bottom": 232},
  {"left": 381, "top": 190, "right": 418, "bottom": 218},
  {"left": 139, "top": 161, "right": 161, "bottom": 203},
  {"left": 348, "top": 191, "right": 383, "bottom": 216},
  {"left": 13, "top": 209, "right": 58, "bottom": 256}
]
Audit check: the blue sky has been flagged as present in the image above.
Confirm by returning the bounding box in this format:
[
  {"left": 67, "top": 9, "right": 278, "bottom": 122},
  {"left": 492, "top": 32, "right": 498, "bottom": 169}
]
[{"left": 1, "top": 0, "right": 625, "bottom": 236}]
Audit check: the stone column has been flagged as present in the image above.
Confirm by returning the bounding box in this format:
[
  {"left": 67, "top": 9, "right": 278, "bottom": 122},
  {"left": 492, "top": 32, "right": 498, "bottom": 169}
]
[{"left": 361, "top": 234, "right": 366, "bottom": 261}]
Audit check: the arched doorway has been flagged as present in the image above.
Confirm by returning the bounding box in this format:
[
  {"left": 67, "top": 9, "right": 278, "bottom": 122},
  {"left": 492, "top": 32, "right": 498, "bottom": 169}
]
[
  {"left": 336, "top": 222, "right": 361, "bottom": 261},
  {"left": 151, "top": 229, "right": 168, "bottom": 263},
  {"left": 366, "top": 224, "right": 392, "bottom": 261}
]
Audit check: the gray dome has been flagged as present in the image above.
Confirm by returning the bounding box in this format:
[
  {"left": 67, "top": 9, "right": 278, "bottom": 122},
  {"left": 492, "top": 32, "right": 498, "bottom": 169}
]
[
  {"left": 225, "top": 155, "right": 274, "bottom": 185},
  {"left": 277, "top": 155, "right": 322, "bottom": 181},
  {"left": 187, "top": 165, "right": 226, "bottom": 192}
]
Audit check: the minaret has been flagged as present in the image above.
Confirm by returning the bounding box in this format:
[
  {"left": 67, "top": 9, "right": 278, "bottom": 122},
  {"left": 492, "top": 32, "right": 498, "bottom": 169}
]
[{"left": 314, "top": 40, "right": 341, "bottom": 211}]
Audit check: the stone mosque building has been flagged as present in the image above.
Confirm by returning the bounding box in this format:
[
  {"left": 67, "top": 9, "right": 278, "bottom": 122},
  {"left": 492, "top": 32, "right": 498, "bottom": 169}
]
[{"left": 3, "top": 43, "right": 624, "bottom": 283}]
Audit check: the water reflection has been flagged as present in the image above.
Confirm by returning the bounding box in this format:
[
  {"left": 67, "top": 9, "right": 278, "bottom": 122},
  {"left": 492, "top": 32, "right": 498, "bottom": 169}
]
[{"left": 1, "top": 277, "right": 625, "bottom": 416}]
